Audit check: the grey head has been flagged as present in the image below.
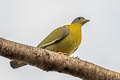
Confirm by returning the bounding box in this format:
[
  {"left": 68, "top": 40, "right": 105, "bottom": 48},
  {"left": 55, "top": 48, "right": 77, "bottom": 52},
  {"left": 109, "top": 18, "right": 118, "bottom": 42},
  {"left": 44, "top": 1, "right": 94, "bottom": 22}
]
[{"left": 71, "top": 17, "right": 89, "bottom": 25}]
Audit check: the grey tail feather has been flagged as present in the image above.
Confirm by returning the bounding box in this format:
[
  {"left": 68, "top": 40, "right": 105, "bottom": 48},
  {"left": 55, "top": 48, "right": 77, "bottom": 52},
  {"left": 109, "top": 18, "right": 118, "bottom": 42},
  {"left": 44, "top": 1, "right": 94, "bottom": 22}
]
[{"left": 10, "top": 61, "right": 26, "bottom": 69}]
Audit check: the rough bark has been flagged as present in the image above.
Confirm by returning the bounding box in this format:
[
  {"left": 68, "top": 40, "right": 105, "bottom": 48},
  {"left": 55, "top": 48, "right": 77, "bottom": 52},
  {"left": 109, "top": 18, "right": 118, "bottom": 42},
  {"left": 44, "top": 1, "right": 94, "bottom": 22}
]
[{"left": 0, "top": 37, "right": 120, "bottom": 80}]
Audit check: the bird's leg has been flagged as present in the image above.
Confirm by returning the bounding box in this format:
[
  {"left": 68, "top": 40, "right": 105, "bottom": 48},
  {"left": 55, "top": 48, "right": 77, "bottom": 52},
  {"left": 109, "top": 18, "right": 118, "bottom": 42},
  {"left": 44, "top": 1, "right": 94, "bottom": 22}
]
[
  {"left": 75, "top": 56, "right": 80, "bottom": 59},
  {"left": 57, "top": 52, "right": 68, "bottom": 56}
]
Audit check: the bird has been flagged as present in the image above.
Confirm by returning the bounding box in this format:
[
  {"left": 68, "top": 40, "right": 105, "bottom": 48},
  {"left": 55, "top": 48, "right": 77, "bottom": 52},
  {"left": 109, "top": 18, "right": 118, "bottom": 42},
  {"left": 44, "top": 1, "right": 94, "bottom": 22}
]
[{"left": 10, "top": 17, "right": 89, "bottom": 69}]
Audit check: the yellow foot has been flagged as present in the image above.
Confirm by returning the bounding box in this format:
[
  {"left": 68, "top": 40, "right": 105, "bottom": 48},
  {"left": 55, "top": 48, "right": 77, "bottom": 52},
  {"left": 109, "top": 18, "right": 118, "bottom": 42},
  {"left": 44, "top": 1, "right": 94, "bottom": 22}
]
[
  {"left": 74, "top": 56, "right": 80, "bottom": 59},
  {"left": 57, "top": 52, "right": 68, "bottom": 56}
]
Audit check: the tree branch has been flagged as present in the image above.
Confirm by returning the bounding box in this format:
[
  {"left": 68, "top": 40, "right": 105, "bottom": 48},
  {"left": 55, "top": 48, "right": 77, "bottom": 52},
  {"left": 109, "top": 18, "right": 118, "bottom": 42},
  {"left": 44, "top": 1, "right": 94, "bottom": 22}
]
[{"left": 0, "top": 37, "right": 120, "bottom": 80}]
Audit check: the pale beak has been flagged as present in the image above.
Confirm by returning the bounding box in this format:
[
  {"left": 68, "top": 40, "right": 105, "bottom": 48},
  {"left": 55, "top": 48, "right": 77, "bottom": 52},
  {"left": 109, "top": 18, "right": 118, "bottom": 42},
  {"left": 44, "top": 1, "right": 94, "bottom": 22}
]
[{"left": 86, "top": 19, "right": 90, "bottom": 22}]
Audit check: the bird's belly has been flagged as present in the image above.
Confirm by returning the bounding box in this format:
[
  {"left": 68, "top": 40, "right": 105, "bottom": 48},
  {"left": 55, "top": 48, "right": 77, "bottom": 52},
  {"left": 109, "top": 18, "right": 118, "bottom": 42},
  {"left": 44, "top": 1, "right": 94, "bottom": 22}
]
[
  {"left": 56, "top": 38, "right": 77, "bottom": 55},
  {"left": 46, "top": 32, "right": 81, "bottom": 55}
]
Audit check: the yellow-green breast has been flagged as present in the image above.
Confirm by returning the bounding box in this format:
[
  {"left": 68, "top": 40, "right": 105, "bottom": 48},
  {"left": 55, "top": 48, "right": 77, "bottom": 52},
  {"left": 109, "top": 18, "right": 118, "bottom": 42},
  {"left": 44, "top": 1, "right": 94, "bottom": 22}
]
[{"left": 44, "top": 23, "right": 82, "bottom": 55}]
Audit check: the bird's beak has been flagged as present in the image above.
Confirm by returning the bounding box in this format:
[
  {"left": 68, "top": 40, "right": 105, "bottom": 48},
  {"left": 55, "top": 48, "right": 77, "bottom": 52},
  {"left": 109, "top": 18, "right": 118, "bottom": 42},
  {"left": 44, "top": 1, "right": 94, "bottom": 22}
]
[{"left": 86, "top": 19, "right": 90, "bottom": 22}]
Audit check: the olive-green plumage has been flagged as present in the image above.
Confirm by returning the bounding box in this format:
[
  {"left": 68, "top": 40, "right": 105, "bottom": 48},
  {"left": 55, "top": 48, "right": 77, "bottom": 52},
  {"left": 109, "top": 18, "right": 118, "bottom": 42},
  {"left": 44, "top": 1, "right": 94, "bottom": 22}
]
[{"left": 10, "top": 17, "right": 89, "bottom": 69}]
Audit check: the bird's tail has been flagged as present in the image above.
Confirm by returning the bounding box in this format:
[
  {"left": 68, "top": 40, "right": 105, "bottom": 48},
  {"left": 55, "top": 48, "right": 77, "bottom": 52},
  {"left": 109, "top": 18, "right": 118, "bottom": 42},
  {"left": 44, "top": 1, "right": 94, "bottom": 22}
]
[{"left": 10, "top": 61, "right": 26, "bottom": 69}]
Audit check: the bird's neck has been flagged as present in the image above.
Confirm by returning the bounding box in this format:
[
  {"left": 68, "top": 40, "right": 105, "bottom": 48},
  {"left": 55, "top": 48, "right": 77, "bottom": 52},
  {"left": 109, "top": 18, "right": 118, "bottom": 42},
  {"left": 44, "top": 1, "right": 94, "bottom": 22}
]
[
  {"left": 67, "top": 23, "right": 82, "bottom": 33},
  {"left": 71, "top": 23, "right": 82, "bottom": 28}
]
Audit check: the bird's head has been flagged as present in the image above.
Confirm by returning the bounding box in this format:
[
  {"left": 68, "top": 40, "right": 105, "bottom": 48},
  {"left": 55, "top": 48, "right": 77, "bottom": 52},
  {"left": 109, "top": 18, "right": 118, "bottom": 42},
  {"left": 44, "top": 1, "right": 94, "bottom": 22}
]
[{"left": 72, "top": 17, "right": 89, "bottom": 25}]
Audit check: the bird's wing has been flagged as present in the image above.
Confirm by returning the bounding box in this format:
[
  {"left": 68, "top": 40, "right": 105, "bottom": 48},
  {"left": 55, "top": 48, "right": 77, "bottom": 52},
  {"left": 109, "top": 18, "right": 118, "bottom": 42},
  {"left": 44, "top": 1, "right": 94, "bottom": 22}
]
[
  {"left": 72, "top": 47, "right": 78, "bottom": 53},
  {"left": 37, "top": 26, "right": 69, "bottom": 48}
]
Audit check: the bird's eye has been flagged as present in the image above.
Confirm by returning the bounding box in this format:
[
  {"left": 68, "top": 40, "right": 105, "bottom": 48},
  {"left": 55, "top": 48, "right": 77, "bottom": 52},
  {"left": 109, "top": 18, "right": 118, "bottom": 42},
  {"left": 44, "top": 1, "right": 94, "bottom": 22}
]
[
  {"left": 78, "top": 17, "right": 81, "bottom": 19},
  {"left": 78, "top": 17, "right": 84, "bottom": 20}
]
